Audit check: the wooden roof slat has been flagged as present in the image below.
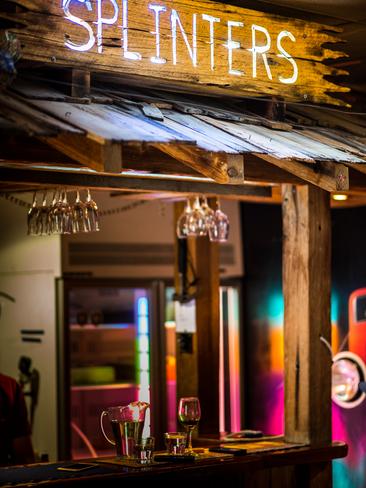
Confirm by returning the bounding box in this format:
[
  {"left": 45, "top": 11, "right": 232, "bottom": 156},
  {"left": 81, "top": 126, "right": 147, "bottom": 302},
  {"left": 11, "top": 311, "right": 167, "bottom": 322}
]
[
  {"left": 2, "top": 84, "right": 366, "bottom": 192},
  {"left": 317, "top": 129, "right": 366, "bottom": 156},
  {"left": 114, "top": 103, "right": 237, "bottom": 154},
  {"left": 28, "top": 100, "right": 195, "bottom": 144},
  {"left": 270, "top": 129, "right": 365, "bottom": 163},
  {"left": 235, "top": 124, "right": 359, "bottom": 162},
  {"left": 163, "top": 111, "right": 261, "bottom": 153},
  {"left": 298, "top": 129, "right": 366, "bottom": 160},
  {"left": 195, "top": 115, "right": 315, "bottom": 162},
  {"left": 0, "top": 92, "right": 83, "bottom": 137},
  {"left": 289, "top": 106, "right": 366, "bottom": 137}
]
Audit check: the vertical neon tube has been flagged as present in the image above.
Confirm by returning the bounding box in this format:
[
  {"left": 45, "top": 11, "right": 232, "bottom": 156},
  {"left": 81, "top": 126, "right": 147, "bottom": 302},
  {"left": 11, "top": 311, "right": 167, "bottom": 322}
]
[
  {"left": 227, "top": 287, "right": 241, "bottom": 433},
  {"left": 219, "top": 288, "right": 226, "bottom": 434},
  {"left": 136, "top": 293, "right": 150, "bottom": 436},
  {"left": 137, "top": 295, "right": 150, "bottom": 403}
]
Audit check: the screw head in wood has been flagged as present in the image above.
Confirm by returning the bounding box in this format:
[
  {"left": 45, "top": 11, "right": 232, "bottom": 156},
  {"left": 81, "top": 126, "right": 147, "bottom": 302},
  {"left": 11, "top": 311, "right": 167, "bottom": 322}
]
[{"left": 227, "top": 167, "right": 238, "bottom": 178}]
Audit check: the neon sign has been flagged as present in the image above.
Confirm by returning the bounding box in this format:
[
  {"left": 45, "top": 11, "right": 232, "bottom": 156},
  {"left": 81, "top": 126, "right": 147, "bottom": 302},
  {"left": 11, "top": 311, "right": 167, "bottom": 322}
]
[
  {"left": 63, "top": 0, "right": 298, "bottom": 84},
  {"left": 6, "top": 0, "right": 347, "bottom": 105}
]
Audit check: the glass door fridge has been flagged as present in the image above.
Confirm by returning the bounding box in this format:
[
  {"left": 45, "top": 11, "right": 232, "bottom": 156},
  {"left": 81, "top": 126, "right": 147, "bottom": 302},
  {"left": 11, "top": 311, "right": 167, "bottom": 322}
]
[
  {"left": 56, "top": 278, "right": 166, "bottom": 460},
  {"left": 56, "top": 278, "right": 242, "bottom": 459}
]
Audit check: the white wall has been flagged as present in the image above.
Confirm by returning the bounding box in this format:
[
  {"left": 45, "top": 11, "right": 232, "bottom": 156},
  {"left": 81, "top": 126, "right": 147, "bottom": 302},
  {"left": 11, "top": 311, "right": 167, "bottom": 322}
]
[
  {"left": 62, "top": 191, "right": 243, "bottom": 278},
  {"left": 0, "top": 195, "right": 61, "bottom": 461}
]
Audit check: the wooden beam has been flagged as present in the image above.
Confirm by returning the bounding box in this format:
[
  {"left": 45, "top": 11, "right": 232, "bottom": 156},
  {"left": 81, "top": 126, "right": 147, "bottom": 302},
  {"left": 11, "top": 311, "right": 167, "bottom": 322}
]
[
  {"left": 245, "top": 155, "right": 302, "bottom": 185},
  {"left": 257, "top": 154, "right": 349, "bottom": 192},
  {"left": 345, "top": 162, "right": 366, "bottom": 176},
  {"left": 194, "top": 225, "right": 220, "bottom": 437},
  {"left": 174, "top": 203, "right": 198, "bottom": 404},
  {"left": 42, "top": 134, "right": 122, "bottom": 173},
  {"left": 123, "top": 147, "right": 202, "bottom": 177},
  {"left": 0, "top": 166, "right": 271, "bottom": 198},
  {"left": 156, "top": 144, "right": 230, "bottom": 184},
  {"left": 173, "top": 200, "right": 220, "bottom": 438},
  {"left": 282, "top": 184, "right": 331, "bottom": 448}
]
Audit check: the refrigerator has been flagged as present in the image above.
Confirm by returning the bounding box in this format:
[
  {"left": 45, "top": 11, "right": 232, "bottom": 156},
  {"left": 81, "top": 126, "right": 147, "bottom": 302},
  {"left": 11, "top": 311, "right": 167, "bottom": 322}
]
[{"left": 56, "top": 278, "right": 243, "bottom": 459}]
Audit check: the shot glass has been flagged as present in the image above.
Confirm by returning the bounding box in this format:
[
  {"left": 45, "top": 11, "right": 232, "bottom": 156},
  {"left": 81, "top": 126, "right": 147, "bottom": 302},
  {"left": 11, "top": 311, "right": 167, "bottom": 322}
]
[
  {"left": 135, "top": 436, "right": 155, "bottom": 464},
  {"left": 164, "top": 432, "right": 187, "bottom": 455}
]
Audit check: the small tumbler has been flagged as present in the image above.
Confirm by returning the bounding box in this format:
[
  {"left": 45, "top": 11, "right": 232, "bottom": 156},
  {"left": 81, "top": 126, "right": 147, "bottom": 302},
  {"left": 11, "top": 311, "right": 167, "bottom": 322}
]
[
  {"left": 135, "top": 436, "right": 155, "bottom": 464},
  {"left": 164, "top": 432, "right": 187, "bottom": 455}
]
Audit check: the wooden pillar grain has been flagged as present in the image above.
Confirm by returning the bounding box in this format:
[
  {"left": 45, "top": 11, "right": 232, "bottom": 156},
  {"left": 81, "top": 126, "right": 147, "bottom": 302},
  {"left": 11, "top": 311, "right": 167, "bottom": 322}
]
[
  {"left": 174, "top": 202, "right": 198, "bottom": 402},
  {"left": 194, "top": 232, "right": 220, "bottom": 436},
  {"left": 173, "top": 201, "right": 220, "bottom": 437},
  {"left": 282, "top": 184, "right": 331, "bottom": 447}
]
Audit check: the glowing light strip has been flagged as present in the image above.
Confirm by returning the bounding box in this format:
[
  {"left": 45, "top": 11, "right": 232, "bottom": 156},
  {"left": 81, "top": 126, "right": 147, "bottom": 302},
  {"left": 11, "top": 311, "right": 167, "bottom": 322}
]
[
  {"left": 136, "top": 294, "right": 150, "bottom": 436},
  {"left": 219, "top": 288, "right": 226, "bottom": 434},
  {"left": 227, "top": 287, "right": 241, "bottom": 433},
  {"left": 137, "top": 295, "right": 150, "bottom": 399}
]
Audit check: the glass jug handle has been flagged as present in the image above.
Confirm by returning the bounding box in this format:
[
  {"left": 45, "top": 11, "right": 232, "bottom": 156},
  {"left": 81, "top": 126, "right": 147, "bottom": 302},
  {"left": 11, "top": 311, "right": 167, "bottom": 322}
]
[{"left": 100, "top": 410, "right": 115, "bottom": 445}]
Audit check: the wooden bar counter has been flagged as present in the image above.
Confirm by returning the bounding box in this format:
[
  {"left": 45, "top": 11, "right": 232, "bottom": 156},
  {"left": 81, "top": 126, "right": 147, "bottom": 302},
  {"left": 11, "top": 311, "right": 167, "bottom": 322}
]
[{"left": 0, "top": 440, "right": 347, "bottom": 487}]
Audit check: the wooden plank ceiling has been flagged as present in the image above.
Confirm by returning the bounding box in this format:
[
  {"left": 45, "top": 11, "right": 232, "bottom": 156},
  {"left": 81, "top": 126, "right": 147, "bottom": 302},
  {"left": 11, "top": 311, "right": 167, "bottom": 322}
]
[{"left": 1, "top": 77, "right": 366, "bottom": 201}]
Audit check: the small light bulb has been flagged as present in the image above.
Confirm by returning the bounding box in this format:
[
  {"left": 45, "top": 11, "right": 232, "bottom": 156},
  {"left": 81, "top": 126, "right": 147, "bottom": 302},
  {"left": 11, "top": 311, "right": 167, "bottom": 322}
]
[{"left": 332, "top": 194, "right": 348, "bottom": 201}]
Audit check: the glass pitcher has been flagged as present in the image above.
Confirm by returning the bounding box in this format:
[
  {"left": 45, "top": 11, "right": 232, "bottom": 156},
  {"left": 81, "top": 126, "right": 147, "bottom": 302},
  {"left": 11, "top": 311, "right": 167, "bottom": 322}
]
[{"left": 100, "top": 401, "right": 150, "bottom": 458}]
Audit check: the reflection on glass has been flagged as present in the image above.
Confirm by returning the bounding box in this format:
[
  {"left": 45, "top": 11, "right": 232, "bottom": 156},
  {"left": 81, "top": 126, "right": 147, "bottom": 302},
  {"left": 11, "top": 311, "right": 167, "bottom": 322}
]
[
  {"left": 332, "top": 358, "right": 360, "bottom": 402},
  {"left": 68, "top": 286, "right": 150, "bottom": 459}
]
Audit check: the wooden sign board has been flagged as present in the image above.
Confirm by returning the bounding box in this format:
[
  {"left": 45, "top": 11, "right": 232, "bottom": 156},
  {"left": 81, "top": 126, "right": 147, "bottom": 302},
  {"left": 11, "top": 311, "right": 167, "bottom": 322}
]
[{"left": 4, "top": 0, "right": 348, "bottom": 104}]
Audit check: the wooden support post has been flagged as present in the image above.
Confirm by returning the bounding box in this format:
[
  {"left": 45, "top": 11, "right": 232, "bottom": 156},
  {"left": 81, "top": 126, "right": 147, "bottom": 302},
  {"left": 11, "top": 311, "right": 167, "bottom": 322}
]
[
  {"left": 194, "top": 228, "right": 220, "bottom": 437},
  {"left": 173, "top": 200, "right": 220, "bottom": 438},
  {"left": 71, "top": 69, "right": 90, "bottom": 98},
  {"left": 265, "top": 96, "right": 286, "bottom": 122},
  {"left": 282, "top": 184, "right": 331, "bottom": 448},
  {"left": 174, "top": 202, "right": 198, "bottom": 403}
]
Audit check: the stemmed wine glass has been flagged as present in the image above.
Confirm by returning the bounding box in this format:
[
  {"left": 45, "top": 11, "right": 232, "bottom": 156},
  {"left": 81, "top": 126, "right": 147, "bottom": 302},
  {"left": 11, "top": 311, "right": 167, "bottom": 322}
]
[
  {"left": 178, "top": 397, "right": 201, "bottom": 454},
  {"left": 176, "top": 199, "right": 192, "bottom": 239},
  {"left": 208, "top": 199, "right": 230, "bottom": 242}
]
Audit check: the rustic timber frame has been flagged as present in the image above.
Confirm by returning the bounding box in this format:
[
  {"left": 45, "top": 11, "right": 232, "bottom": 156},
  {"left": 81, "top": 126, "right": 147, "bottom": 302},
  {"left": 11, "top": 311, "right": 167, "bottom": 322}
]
[{"left": 0, "top": 1, "right": 361, "bottom": 486}]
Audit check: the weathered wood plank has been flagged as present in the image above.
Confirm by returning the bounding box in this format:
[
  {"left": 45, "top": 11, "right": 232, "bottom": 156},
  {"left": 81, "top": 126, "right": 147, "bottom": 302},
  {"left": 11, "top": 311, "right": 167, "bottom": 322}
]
[
  {"left": 282, "top": 184, "right": 331, "bottom": 447},
  {"left": 2, "top": 0, "right": 349, "bottom": 105},
  {"left": 28, "top": 100, "right": 194, "bottom": 144},
  {"left": 257, "top": 154, "right": 349, "bottom": 192},
  {"left": 196, "top": 116, "right": 316, "bottom": 161},
  {"left": 0, "top": 92, "right": 83, "bottom": 136}
]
